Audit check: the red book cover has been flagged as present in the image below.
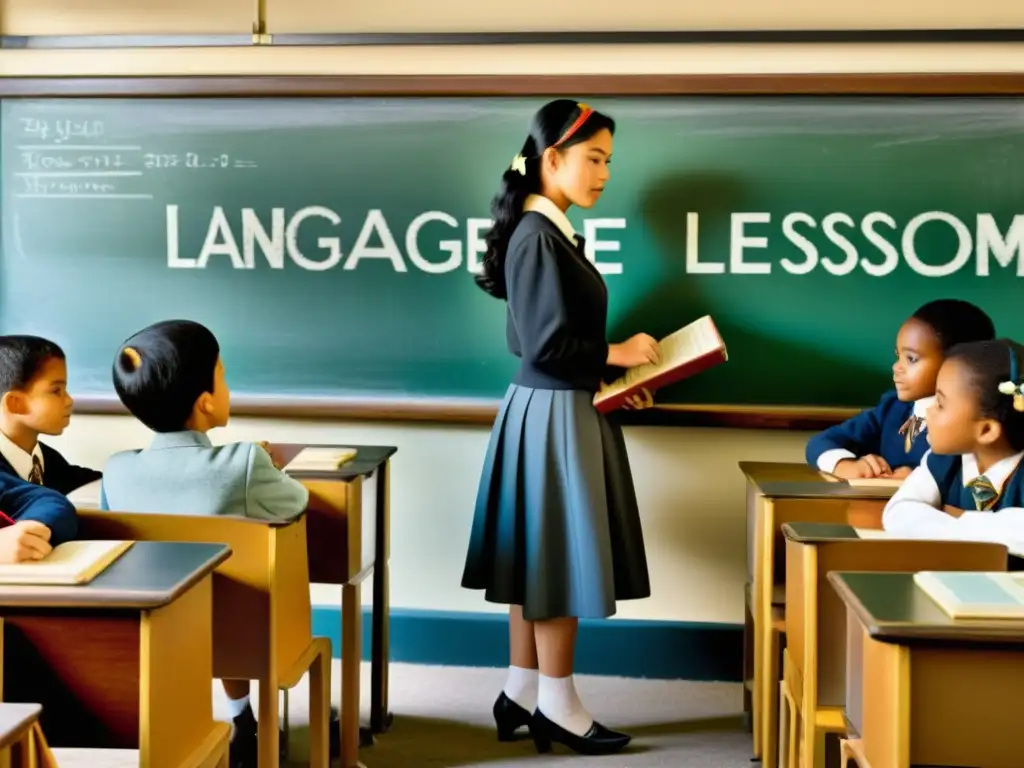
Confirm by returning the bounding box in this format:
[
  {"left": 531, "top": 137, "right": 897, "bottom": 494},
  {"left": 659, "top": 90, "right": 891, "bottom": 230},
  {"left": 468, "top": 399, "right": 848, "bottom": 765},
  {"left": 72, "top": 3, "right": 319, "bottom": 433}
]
[{"left": 593, "top": 315, "right": 728, "bottom": 414}]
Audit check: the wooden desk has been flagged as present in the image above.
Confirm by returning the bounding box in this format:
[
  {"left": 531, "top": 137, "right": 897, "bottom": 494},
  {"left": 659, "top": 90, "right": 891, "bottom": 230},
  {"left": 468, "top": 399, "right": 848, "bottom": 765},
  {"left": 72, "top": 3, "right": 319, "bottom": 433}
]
[
  {"left": 739, "top": 461, "right": 894, "bottom": 768},
  {"left": 274, "top": 444, "right": 397, "bottom": 740},
  {"left": 781, "top": 524, "right": 1006, "bottom": 768},
  {"left": 831, "top": 571, "right": 1024, "bottom": 768},
  {"left": 0, "top": 703, "right": 53, "bottom": 767},
  {"left": 0, "top": 542, "right": 232, "bottom": 768}
]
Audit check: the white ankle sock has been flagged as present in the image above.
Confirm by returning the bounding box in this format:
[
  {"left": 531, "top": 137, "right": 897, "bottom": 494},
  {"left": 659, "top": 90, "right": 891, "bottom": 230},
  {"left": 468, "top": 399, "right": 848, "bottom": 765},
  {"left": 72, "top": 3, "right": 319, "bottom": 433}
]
[
  {"left": 224, "top": 693, "right": 251, "bottom": 720},
  {"left": 537, "top": 674, "right": 594, "bottom": 737},
  {"left": 503, "top": 665, "right": 539, "bottom": 711}
]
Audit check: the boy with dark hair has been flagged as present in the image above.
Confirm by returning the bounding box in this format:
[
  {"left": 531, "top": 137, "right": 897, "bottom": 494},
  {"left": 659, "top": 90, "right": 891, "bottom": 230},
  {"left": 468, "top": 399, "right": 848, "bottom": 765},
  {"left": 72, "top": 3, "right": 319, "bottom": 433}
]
[{"left": 0, "top": 335, "right": 101, "bottom": 493}]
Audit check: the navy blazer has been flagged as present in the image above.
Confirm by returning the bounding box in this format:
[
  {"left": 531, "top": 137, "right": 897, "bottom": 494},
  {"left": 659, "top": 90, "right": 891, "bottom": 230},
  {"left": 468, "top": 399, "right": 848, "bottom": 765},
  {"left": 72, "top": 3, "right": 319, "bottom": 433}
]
[
  {"left": 0, "top": 442, "right": 101, "bottom": 496},
  {"left": 806, "top": 390, "right": 927, "bottom": 472},
  {"left": 0, "top": 473, "right": 78, "bottom": 546}
]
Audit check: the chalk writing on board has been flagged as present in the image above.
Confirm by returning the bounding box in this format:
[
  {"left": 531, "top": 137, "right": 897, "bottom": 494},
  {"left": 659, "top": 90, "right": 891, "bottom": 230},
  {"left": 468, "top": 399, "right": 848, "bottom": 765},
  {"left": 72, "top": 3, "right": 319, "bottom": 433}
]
[{"left": 12, "top": 117, "right": 258, "bottom": 200}]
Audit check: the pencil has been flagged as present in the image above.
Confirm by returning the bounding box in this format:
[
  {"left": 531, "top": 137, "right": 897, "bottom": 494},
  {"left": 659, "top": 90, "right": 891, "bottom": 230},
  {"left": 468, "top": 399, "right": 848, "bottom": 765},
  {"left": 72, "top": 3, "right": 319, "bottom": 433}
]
[{"left": 0, "top": 509, "right": 16, "bottom": 526}]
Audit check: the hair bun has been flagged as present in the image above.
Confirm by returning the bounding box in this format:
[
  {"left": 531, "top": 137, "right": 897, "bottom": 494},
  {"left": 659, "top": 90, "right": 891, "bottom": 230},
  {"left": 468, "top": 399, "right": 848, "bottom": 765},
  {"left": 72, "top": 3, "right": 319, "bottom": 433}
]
[{"left": 121, "top": 346, "right": 142, "bottom": 371}]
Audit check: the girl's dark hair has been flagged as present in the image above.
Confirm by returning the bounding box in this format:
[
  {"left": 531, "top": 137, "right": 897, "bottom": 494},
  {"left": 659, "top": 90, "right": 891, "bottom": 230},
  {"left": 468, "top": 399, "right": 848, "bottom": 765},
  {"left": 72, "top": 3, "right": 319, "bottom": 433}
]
[
  {"left": 911, "top": 299, "right": 996, "bottom": 350},
  {"left": 474, "top": 99, "right": 616, "bottom": 299},
  {"left": 112, "top": 319, "right": 221, "bottom": 433},
  {"left": 946, "top": 338, "right": 1024, "bottom": 452}
]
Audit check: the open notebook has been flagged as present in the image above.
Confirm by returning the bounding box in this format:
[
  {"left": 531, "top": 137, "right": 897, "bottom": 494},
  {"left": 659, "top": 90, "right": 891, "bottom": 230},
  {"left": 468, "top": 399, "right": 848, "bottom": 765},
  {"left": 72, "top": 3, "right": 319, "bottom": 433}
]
[
  {"left": 593, "top": 316, "right": 727, "bottom": 414},
  {"left": 915, "top": 571, "right": 1024, "bottom": 620},
  {"left": 284, "top": 447, "right": 358, "bottom": 472},
  {"left": 0, "top": 540, "right": 132, "bottom": 586}
]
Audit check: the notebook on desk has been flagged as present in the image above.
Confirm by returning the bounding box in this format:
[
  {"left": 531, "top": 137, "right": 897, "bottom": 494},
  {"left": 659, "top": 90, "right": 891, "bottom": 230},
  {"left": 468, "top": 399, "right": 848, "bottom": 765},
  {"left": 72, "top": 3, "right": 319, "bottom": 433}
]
[
  {"left": 284, "top": 447, "right": 358, "bottom": 472},
  {"left": 593, "top": 315, "right": 727, "bottom": 414},
  {"left": 915, "top": 571, "right": 1024, "bottom": 619},
  {"left": 819, "top": 472, "right": 904, "bottom": 488},
  {"left": 0, "top": 540, "right": 132, "bottom": 586}
]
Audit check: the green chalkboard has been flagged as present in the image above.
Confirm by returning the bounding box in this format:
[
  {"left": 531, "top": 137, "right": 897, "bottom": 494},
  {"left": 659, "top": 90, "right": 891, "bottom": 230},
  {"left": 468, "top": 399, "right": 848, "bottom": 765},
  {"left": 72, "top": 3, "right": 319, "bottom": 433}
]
[{"left": 2, "top": 96, "right": 1023, "bottom": 408}]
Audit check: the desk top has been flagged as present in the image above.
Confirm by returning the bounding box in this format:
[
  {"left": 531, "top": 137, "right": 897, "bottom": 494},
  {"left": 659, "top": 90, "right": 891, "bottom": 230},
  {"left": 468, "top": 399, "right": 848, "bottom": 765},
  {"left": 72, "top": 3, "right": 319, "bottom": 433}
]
[
  {"left": 739, "top": 461, "right": 896, "bottom": 500},
  {"left": 829, "top": 571, "right": 1024, "bottom": 644},
  {"left": 0, "top": 541, "right": 230, "bottom": 610},
  {"left": 273, "top": 443, "right": 397, "bottom": 481},
  {"left": 0, "top": 703, "right": 41, "bottom": 750}
]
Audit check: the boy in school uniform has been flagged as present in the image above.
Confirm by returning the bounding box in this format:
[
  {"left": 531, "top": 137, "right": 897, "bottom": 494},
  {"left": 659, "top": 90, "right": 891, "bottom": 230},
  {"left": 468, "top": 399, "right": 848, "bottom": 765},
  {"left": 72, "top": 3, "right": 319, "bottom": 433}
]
[
  {"left": 807, "top": 299, "right": 995, "bottom": 479},
  {"left": 0, "top": 336, "right": 102, "bottom": 494},
  {"left": 0, "top": 473, "right": 79, "bottom": 560},
  {"left": 98, "top": 319, "right": 328, "bottom": 768}
]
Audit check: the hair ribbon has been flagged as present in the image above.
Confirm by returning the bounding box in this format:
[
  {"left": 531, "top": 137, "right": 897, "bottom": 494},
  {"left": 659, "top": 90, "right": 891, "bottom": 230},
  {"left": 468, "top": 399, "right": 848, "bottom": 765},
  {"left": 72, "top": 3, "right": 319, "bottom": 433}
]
[
  {"left": 997, "top": 345, "right": 1024, "bottom": 412},
  {"left": 510, "top": 154, "right": 527, "bottom": 176},
  {"left": 551, "top": 103, "right": 594, "bottom": 148},
  {"left": 122, "top": 346, "right": 142, "bottom": 370}
]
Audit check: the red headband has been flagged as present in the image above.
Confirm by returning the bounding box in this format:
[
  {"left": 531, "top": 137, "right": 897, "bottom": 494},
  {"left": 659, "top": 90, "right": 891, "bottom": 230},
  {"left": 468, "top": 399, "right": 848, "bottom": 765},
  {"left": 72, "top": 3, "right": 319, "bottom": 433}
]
[{"left": 551, "top": 103, "right": 594, "bottom": 148}]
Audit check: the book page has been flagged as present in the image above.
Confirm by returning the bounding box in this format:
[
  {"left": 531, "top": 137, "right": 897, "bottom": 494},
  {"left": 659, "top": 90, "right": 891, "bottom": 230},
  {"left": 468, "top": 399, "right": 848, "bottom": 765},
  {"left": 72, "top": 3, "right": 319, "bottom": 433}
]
[
  {"left": 0, "top": 540, "right": 132, "bottom": 583},
  {"left": 604, "top": 316, "right": 723, "bottom": 395},
  {"left": 284, "top": 447, "right": 358, "bottom": 472}
]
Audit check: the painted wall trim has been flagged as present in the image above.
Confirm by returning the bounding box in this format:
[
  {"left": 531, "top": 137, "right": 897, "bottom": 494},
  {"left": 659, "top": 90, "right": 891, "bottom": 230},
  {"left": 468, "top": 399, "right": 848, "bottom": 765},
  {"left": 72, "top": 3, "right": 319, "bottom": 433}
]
[
  {"left": 312, "top": 607, "right": 743, "bottom": 682},
  {"left": 3, "top": 29, "right": 1024, "bottom": 49}
]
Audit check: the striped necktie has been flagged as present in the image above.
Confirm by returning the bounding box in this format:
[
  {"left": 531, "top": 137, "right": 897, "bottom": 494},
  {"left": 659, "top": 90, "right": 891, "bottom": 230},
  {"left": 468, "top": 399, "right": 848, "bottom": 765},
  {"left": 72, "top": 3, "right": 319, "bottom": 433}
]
[
  {"left": 967, "top": 474, "right": 999, "bottom": 511},
  {"left": 27, "top": 454, "right": 43, "bottom": 485},
  {"left": 899, "top": 414, "right": 924, "bottom": 453}
]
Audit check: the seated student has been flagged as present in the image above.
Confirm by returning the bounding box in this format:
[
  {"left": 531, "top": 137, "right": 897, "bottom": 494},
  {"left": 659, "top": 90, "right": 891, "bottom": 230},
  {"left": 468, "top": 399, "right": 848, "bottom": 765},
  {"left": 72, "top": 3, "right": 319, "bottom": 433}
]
[
  {"left": 0, "top": 473, "right": 79, "bottom": 560},
  {"left": 99, "top": 319, "right": 310, "bottom": 768},
  {"left": 807, "top": 299, "right": 995, "bottom": 479},
  {"left": 883, "top": 338, "right": 1024, "bottom": 556},
  {"left": 0, "top": 336, "right": 102, "bottom": 493}
]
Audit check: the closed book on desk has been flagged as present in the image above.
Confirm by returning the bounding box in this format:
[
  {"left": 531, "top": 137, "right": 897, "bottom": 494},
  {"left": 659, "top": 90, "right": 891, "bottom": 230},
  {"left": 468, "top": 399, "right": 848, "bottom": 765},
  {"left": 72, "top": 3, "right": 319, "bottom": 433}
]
[
  {"left": 914, "top": 571, "right": 1024, "bottom": 619},
  {"left": 0, "top": 540, "right": 132, "bottom": 586},
  {"left": 593, "top": 315, "right": 727, "bottom": 414},
  {"left": 284, "top": 447, "right": 357, "bottom": 472}
]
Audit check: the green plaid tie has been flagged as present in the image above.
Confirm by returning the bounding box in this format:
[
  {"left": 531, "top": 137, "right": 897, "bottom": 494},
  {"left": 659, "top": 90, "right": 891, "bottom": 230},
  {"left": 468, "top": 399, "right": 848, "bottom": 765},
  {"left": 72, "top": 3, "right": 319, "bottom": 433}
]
[{"left": 967, "top": 474, "right": 999, "bottom": 511}]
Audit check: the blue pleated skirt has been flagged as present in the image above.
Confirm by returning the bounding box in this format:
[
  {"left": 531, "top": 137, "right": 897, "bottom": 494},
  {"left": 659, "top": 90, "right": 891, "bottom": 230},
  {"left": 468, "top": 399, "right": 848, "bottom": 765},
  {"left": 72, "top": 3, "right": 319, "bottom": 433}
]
[{"left": 461, "top": 384, "right": 651, "bottom": 621}]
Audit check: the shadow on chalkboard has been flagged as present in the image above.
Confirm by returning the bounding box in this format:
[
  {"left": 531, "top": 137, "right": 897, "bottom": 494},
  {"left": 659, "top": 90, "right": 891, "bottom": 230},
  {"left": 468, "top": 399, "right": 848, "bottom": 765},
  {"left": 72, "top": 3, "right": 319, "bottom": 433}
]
[
  {"left": 610, "top": 172, "right": 881, "bottom": 407},
  {"left": 639, "top": 171, "right": 745, "bottom": 262}
]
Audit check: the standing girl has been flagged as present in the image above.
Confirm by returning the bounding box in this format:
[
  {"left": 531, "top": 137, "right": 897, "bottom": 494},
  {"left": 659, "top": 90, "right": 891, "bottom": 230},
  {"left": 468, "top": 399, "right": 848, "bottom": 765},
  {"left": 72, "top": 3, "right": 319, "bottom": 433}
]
[{"left": 462, "top": 99, "right": 658, "bottom": 756}]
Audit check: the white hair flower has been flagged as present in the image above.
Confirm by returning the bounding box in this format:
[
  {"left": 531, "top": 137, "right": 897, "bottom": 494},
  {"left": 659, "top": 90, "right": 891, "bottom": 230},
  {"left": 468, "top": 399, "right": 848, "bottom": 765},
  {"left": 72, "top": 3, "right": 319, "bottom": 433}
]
[
  {"left": 510, "top": 154, "right": 527, "bottom": 176},
  {"left": 999, "top": 381, "right": 1018, "bottom": 395}
]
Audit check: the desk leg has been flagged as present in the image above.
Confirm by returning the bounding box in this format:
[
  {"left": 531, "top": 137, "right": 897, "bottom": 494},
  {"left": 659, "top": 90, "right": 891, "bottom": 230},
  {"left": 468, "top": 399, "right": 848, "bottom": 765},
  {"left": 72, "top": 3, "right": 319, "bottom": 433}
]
[
  {"left": 370, "top": 462, "right": 393, "bottom": 734},
  {"left": 341, "top": 583, "right": 365, "bottom": 768}
]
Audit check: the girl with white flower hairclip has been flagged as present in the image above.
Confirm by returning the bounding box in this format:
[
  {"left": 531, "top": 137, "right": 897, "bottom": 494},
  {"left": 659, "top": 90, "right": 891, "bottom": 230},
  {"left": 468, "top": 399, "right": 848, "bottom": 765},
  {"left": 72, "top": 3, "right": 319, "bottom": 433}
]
[{"left": 882, "top": 338, "right": 1024, "bottom": 558}]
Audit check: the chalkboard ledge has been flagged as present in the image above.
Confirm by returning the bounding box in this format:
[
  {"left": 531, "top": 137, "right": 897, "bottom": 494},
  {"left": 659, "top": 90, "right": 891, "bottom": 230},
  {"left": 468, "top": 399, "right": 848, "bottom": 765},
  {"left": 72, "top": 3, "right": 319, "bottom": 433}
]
[{"left": 71, "top": 393, "right": 860, "bottom": 430}]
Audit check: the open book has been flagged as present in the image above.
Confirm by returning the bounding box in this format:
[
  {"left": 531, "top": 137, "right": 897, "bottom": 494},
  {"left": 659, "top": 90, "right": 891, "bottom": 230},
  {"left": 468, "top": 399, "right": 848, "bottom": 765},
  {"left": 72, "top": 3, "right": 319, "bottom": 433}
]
[
  {"left": 593, "top": 316, "right": 727, "bottom": 414},
  {"left": 915, "top": 571, "right": 1024, "bottom": 620},
  {"left": 0, "top": 540, "right": 132, "bottom": 586},
  {"left": 284, "top": 447, "right": 358, "bottom": 472}
]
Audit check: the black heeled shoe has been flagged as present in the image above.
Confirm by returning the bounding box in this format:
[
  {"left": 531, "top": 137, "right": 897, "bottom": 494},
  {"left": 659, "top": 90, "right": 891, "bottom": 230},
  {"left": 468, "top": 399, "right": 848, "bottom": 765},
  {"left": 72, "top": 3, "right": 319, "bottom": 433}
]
[
  {"left": 528, "top": 709, "right": 631, "bottom": 756},
  {"left": 493, "top": 692, "right": 532, "bottom": 741}
]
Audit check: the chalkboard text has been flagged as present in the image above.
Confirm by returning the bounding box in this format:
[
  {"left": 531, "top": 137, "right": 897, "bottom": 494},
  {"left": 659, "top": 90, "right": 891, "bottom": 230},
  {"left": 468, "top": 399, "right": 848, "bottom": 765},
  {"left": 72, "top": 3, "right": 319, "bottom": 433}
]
[
  {"left": 165, "top": 205, "right": 627, "bottom": 276},
  {"left": 686, "top": 211, "right": 1024, "bottom": 277}
]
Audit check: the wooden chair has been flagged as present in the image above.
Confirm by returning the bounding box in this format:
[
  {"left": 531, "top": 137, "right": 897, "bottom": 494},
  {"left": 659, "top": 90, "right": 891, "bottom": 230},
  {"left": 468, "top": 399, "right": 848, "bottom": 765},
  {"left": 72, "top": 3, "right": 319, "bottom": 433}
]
[
  {"left": 78, "top": 511, "right": 332, "bottom": 768},
  {"left": 780, "top": 532, "right": 1006, "bottom": 768}
]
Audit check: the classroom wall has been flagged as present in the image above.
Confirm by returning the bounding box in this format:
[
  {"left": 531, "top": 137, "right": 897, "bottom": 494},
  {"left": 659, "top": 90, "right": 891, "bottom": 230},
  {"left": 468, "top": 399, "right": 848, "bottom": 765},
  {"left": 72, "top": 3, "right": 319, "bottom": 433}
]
[{"left": 4, "top": 0, "right": 1021, "bottom": 676}]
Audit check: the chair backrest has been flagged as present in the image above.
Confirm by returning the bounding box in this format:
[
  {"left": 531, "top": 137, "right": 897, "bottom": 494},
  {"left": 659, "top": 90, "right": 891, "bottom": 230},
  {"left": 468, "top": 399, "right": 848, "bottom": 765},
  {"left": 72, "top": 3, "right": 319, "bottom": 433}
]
[
  {"left": 77, "top": 510, "right": 313, "bottom": 680},
  {"left": 790, "top": 538, "right": 1007, "bottom": 708}
]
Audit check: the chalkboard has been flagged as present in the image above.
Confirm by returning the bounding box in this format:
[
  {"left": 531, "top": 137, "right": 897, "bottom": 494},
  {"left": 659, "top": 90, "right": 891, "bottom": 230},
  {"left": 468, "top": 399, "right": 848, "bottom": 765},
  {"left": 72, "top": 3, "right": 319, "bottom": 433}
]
[{"left": 2, "top": 96, "right": 1023, "bottom": 409}]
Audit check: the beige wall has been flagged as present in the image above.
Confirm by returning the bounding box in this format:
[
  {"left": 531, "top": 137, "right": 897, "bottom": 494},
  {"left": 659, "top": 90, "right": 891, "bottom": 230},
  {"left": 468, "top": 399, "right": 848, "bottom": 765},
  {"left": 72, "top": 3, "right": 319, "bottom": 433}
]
[
  {"left": 2, "top": 0, "right": 1019, "bottom": 625},
  {"left": 2, "top": 0, "right": 1020, "bottom": 35}
]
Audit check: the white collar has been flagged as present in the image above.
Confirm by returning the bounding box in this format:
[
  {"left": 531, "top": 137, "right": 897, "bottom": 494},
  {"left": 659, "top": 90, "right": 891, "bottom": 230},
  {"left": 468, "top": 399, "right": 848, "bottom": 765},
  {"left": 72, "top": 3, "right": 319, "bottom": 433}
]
[
  {"left": 523, "top": 194, "right": 577, "bottom": 245},
  {"left": 0, "top": 430, "right": 43, "bottom": 482},
  {"left": 914, "top": 396, "right": 935, "bottom": 420},
  {"left": 961, "top": 451, "right": 1024, "bottom": 491}
]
